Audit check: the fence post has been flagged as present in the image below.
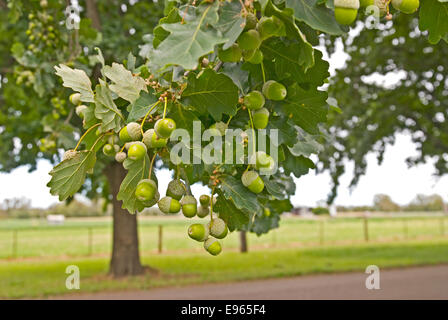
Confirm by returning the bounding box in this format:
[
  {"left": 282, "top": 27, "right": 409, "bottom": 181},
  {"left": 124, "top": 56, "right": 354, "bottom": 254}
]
[
  {"left": 363, "top": 216, "right": 369, "bottom": 242},
  {"left": 12, "top": 230, "right": 18, "bottom": 258},
  {"left": 440, "top": 217, "right": 445, "bottom": 236},
  {"left": 403, "top": 218, "right": 408, "bottom": 239},
  {"left": 88, "top": 227, "right": 93, "bottom": 256},
  {"left": 319, "top": 220, "right": 325, "bottom": 245},
  {"left": 158, "top": 225, "right": 163, "bottom": 254}
]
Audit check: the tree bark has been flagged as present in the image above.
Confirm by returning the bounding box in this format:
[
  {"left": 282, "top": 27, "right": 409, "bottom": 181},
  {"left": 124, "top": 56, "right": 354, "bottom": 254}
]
[
  {"left": 85, "top": 0, "right": 101, "bottom": 30},
  {"left": 105, "top": 162, "right": 144, "bottom": 277},
  {"left": 239, "top": 231, "right": 248, "bottom": 253}
]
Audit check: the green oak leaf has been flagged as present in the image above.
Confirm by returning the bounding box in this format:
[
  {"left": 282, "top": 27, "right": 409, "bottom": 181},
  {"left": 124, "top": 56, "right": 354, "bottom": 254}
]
[
  {"left": 117, "top": 154, "right": 150, "bottom": 214},
  {"left": 102, "top": 63, "right": 147, "bottom": 103},
  {"left": 47, "top": 151, "right": 96, "bottom": 201},
  {"left": 222, "top": 62, "right": 250, "bottom": 94},
  {"left": 220, "top": 175, "right": 263, "bottom": 216},
  {"left": 150, "top": 2, "right": 226, "bottom": 70},
  {"left": 213, "top": 0, "right": 245, "bottom": 50},
  {"left": 153, "top": 7, "right": 182, "bottom": 49},
  {"left": 419, "top": 0, "right": 448, "bottom": 44},
  {"left": 266, "top": 116, "right": 297, "bottom": 147},
  {"left": 283, "top": 148, "right": 315, "bottom": 178},
  {"left": 262, "top": 39, "right": 328, "bottom": 87},
  {"left": 215, "top": 192, "right": 251, "bottom": 231},
  {"left": 181, "top": 69, "right": 239, "bottom": 121},
  {"left": 282, "top": 83, "right": 328, "bottom": 134},
  {"left": 285, "top": 0, "right": 344, "bottom": 36},
  {"left": 54, "top": 64, "right": 94, "bottom": 103},
  {"left": 94, "top": 80, "right": 125, "bottom": 133},
  {"left": 289, "top": 129, "right": 324, "bottom": 157},
  {"left": 264, "top": 1, "right": 315, "bottom": 70},
  {"left": 170, "top": 103, "right": 202, "bottom": 135},
  {"left": 127, "top": 90, "right": 159, "bottom": 122}
]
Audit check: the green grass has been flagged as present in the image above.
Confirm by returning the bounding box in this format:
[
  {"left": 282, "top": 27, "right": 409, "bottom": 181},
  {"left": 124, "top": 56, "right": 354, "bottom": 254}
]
[
  {"left": 1, "top": 237, "right": 448, "bottom": 299},
  {"left": 0, "top": 215, "right": 446, "bottom": 259}
]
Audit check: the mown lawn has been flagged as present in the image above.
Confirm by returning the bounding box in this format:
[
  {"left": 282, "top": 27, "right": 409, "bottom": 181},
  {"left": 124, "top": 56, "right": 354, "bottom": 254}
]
[
  {"left": 0, "top": 215, "right": 446, "bottom": 258},
  {"left": 1, "top": 237, "right": 448, "bottom": 299}
]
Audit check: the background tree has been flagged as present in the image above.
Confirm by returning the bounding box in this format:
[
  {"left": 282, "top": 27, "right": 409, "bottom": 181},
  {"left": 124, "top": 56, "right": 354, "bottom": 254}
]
[
  {"left": 373, "top": 194, "right": 400, "bottom": 212},
  {"left": 0, "top": 0, "right": 163, "bottom": 276},
  {"left": 319, "top": 2, "right": 448, "bottom": 203}
]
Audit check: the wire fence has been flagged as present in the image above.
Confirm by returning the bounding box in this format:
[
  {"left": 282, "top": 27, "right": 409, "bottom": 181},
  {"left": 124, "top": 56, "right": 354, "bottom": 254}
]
[{"left": 0, "top": 216, "right": 446, "bottom": 259}]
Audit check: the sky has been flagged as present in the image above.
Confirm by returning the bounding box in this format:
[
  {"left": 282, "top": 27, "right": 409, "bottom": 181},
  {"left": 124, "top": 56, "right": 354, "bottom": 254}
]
[{"left": 1, "top": 36, "right": 447, "bottom": 209}]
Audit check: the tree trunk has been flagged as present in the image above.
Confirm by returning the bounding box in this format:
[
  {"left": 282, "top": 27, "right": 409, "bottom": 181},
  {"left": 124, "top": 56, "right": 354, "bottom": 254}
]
[
  {"left": 239, "top": 231, "right": 248, "bottom": 253},
  {"left": 105, "top": 162, "right": 144, "bottom": 277}
]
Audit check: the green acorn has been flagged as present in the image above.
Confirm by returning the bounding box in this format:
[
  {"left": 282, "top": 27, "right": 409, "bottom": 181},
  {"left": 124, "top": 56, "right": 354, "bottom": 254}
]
[
  {"left": 154, "top": 118, "right": 176, "bottom": 139},
  {"left": 209, "top": 218, "right": 228, "bottom": 239},
  {"left": 244, "top": 13, "right": 257, "bottom": 30},
  {"left": 199, "top": 195, "right": 210, "bottom": 207},
  {"left": 102, "top": 144, "right": 115, "bottom": 157},
  {"left": 204, "top": 238, "right": 222, "bottom": 256},
  {"left": 197, "top": 205, "right": 210, "bottom": 218},
  {"left": 218, "top": 43, "right": 242, "bottom": 62},
  {"left": 334, "top": 0, "right": 360, "bottom": 25},
  {"left": 69, "top": 93, "right": 81, "bottom": 105},
  {"left": 181, "top": 195, "right": 197, "bottom": 218},
  {"left": 135, "top": 179, "right": 157, "bottom": 202},
  {"left": 126, "top": 122, "right": 142, "bottom": 141},
  {"left": 115, "top": 152, "right": 127, "bottom": 163},
  {"left": 360, "top": 0, "right": 374, "bottom": 6},
  {"left": 119, "top": 126, "right": 132, "bottom": 143},
  {"left": 158, "top": 196, "right": 181, "bottom": 214},
  {"left": 188, "top": 223, "right": 209, "bottom": 242},
  {"left": 143, "top": 129, "right": 167, "bottom": 149},
  {"left": 237, "top": 29, "right": 261, "bottom": 51},
  {"left": 264, "top": 207, "right": 271, "bottom": 217},
  {"left": 242, "top": 171, "right": 265, "bottom": 194},
  {"left": 247, "top": 49, "right": 264, "bottom": 64},
  {"left": 252, "top": 108, "right": 269, "bottom": 130},
  {"left": 244, "top": 91, "right": 265, "bottom": 110},
  {"left": 166, "top": 179, "right": 186, "bottom": 200},
  {"left": 391, "top": 0, "right": 419, "bottom": 14},
  {"left": 62, "top": 149, "right": 78, "bottom": 161},
  {"left": 127, "top": 142, "right": 147, "bottom": 161},
  {"left": 209, "top": 121, "right": 228, "bottom": 136},
  {"left": 257, "top": 16, "right": 285, "bottom": 40},
  {"left": 141, "top": 191, "right": 160, "bottom": 208},
  {"left": 75, "top": 105, "right": 88, "bottom": 119},
  {"left": 262, "top": 80, "right": 287, "bottom": 101}
]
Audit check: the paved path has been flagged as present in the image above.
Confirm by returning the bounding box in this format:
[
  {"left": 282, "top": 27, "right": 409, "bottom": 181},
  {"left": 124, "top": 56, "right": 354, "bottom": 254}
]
[{"left": 58, "top": 264, "right": 448, "bottom": 300}]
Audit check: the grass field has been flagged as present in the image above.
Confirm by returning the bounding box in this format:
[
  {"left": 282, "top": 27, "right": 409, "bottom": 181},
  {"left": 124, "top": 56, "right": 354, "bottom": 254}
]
[
  {"left": 1, "top": 237, "right": 448, "bottom": 299},
  {"left": 0, "top": 215, "right": 446, "bottom": 259}
]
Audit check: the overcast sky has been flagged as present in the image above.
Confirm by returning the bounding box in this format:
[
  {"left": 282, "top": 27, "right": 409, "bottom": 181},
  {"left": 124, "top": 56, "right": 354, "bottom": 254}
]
[{"left": 1, "top": 36, "right": 447, "bottom": 209}]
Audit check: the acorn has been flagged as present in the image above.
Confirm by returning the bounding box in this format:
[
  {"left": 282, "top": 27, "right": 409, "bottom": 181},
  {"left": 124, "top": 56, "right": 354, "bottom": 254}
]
[
  {"left": 166, "top": 179, "right": 186, "bottom": 200},
  {"left": 241, "top": 171, "right": 264, "bottom": 194},
  {"left": 208, "top": 218, "right": 228, "bottom": 239},
  {"left": 391, "top": 0, "right": 419, "bottom": 14},
  {"left": 158, "top": 196, "right": 181, "bottom": 214},
  {"left": 181, "top": 195, "right": 198, "bottom": 218},
  {"left": 334, "top": 0, "right": 360, "bottom": 25}
]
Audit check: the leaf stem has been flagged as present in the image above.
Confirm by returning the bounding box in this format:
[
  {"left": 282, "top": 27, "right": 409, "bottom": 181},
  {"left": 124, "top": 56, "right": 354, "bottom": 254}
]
[
  {"left": 210, "top": 186, "right": 216, "bottom": 222},
  {"left": 149, "top": 152, "right": 157, "bottom": 179},
  {"left": 163, "top": 97, "right": 168, "bottom": 119},
  {"left": 89, "top": 132, "right": 111, "bottom": 152},
  {"left": 74, "top": 123, "right": 101, "bottom": 152},
  {"left": 261, "top": 61, "right": 266, "bottom": 84},
  {"left": 247, "top": 108, "right": 256, "bottom": 156},
  {"left": 140, "top": 100, "right": 161, "bottom": 136}
]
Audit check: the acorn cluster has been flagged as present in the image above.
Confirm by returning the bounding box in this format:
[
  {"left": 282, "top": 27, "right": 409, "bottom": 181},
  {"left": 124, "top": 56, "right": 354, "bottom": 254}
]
[
  {"left": 25, "top": 1, "right": 60, "bottom": 56},
  {"left": 334, "top": 0, "right": 420, "bottom": 25}
]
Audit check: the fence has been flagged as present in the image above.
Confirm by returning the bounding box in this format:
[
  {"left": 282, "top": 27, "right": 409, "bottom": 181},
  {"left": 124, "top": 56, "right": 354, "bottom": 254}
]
[{"left": 0, "top": 216, "right": 446, "bottom": 259}]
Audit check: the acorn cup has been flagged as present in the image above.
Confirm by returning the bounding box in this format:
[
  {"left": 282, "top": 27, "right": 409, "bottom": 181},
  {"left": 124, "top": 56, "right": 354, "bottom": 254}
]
[
  {"left": 181, "top": 195, "right": 197, "bottom": 218},
  {"left": 158, "top": 196, "right": 181, "bottom": 214},
  {"left": 166, "top": 179, "right": 186, "bottom": 200},
  {"left": 334, "top": 0, "right": 360, "bottom": 25},
  {"left": 241, "top": 171, "right": 265, "bottom": 194}
]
